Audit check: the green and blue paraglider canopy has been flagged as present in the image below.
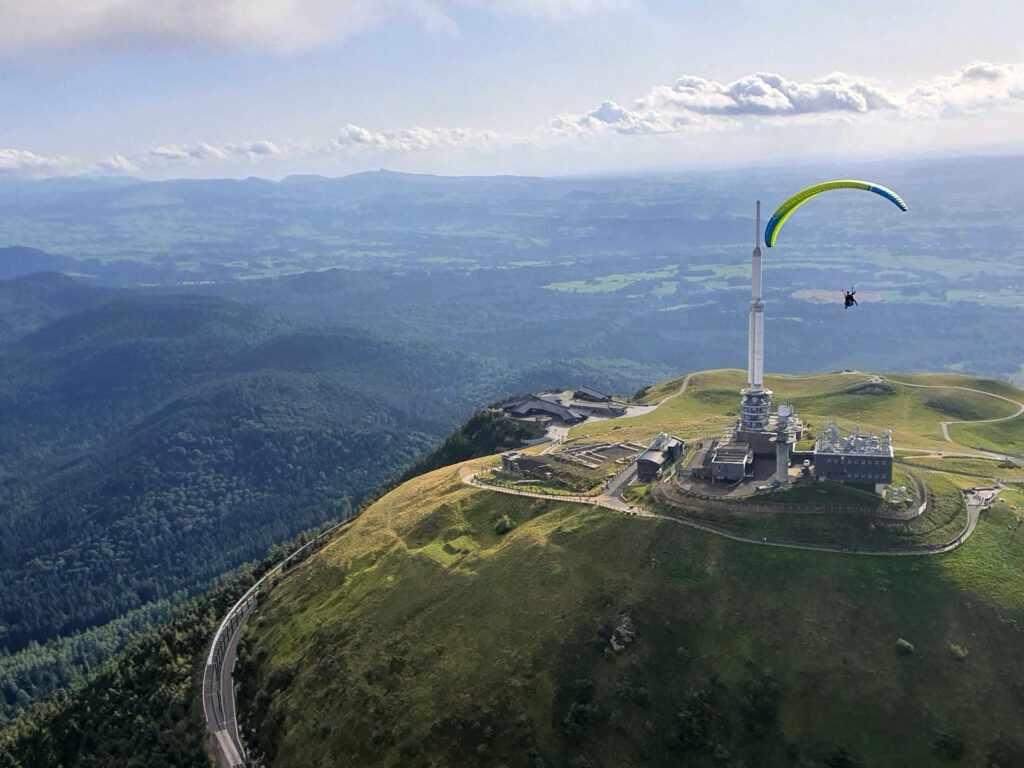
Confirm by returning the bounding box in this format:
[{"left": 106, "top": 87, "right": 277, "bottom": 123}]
[{"left": 764, "top": 180, "right": 907, "bottom": 247}]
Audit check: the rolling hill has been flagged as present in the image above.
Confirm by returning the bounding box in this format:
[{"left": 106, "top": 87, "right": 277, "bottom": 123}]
[{"left": 237, "top": 369, "right": 1024, "bottom": 768}]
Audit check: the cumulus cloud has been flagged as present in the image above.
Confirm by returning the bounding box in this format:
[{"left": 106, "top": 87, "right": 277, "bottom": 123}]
[
  {"left": 905, "top": 60, "right": 1024, "bottom": 117},
  {"left": 0, "top": 0, "right": 622, "bottom": 53},
  {"left": 330, "top": 123, "right": 503, "bottom": 152},
  {"left": 0, "top": 148, "right": 82, "bottom": 176},
  {"left": 142, "top": 139, "right": 287, "bottom": 166},
  {"left": 556, "top": 70, "right": 904, "bottom": 136},
  {"left": 5, "top": 61, "right": 1024, "bottom": 179},
  {"left": 557, "top": 61, "right": 1024, "bottom": 137},
  {"left": 551, "top": 100, "right": 677, "bottom": 136},
  {"left": 96, "top": 154, "right": 138, "bottom": 173}
]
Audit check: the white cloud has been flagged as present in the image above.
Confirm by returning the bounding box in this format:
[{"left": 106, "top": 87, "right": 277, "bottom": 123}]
[
  {"left": 5, "top": 61, "right": 1024, "bottom": 179},
  {"left": 0, "top": 0, "right": 621, "bottom": 53},
  {"left": 477, "top": 0, "right": 634, "bottom": 20},
  {"left": 905, "top": 61, "right": 1024, "bottom": 117},
  {"left": 330, "top": 123, "right": 502, "bottom": 152},
  {"left": 551, "top": 100, "right": 677, "bottom": 136},
  {"left": 0, "top": 148, "right": 81, "bottom": 176},
  {"left": 142, "top": 139, "right": 287, "bottom": 167},
  {"left": 556, "top": 61, "right": 1024, "bottom": 137},
  {"left": 558, "top": 70, "right": 904, "bottom": 136},
  {"left": 96, "top": 154, "right": 138, "bottom": 173}
]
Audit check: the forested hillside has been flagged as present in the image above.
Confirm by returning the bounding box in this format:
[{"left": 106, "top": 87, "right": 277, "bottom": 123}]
[
  {"left": 0, "top": 530, "right": 318, "bottom": 768},
  {"left": 0, "top": 280, "right": 607, "bottom": 724}
]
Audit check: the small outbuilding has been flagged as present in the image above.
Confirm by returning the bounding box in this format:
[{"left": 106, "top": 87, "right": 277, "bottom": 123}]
[
  {"left": 636, "top": 433, "right": 684, "bottom": 482},
  {"left": 711, "top": 441, "right": 753, "bottom": 482},
  {"left": 501, "top": 451, "right": 553, "bottom": 478}
]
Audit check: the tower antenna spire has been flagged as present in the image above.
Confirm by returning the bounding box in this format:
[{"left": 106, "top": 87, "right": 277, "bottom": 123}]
[
  {"left": 740, "top": 199, "right": 771, "bottom": 430},
  {"left": 755, "top": 200, "right": 760, "bottom": 248}
]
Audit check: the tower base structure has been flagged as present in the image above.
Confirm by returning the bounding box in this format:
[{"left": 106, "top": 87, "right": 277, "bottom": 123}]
[
  {"left": 773, "top": 430, "right": 796, "bottom": 485},
  {"left": 740, "top": 387, "right": 772, "bottom": 432}
]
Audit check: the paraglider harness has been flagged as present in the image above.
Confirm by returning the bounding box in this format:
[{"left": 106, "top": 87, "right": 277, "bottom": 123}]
[{"left": 844, "top": 289, "right": 858, "bottom": 309}]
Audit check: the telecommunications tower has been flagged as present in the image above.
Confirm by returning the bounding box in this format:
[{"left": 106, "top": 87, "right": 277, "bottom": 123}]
[{"left": 740, "top": 201, "right": 771, "bottom": 430}]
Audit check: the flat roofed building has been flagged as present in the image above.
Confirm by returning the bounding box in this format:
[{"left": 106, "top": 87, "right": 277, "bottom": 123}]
[
  {"left": 813, "top": 420, "right": 893, "bottom": 489},
  {"left": 711, "top": 441, "right": 753, "bottom": 482}
]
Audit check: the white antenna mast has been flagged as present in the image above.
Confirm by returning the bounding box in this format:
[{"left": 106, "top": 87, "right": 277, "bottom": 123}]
[{"left": 755, "top": 200, "right": 760, "bottom": 248}]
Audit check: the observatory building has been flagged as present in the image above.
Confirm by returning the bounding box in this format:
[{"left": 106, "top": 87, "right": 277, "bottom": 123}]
[
  {"left": 813, "top": 420, "right": 893, "bottom": 491},
  {"left": 710, "top": 202, "right": 801, "bottom": 485}
]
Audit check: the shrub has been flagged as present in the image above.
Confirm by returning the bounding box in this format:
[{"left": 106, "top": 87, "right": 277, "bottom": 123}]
[
  {"left": 949, "top": 643, "right": 969, "bottom": 661},
  {"left": 895, "top": 638, "right": 915, "bottom": 656},
  {"left": 740, "top": 669, "right": 781, "bottom": 735},
  {"left": 494, "top": 514, "right": 515, "bottom": 535},
  {"left": 677, "top": 688, "right": 718, "bottom": 751},
  {"left": 570, "top": 677, "right": 595, "bottom": 704}
]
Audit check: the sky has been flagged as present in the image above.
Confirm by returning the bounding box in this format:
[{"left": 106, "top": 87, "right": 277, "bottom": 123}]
[{"left": 2, "top": 0, "right": 1024, "bottom": 179}]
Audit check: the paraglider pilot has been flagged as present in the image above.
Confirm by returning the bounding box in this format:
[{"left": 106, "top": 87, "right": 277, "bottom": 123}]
[{"left": 844, "top": 289, "right": 858, "bottom": 309}]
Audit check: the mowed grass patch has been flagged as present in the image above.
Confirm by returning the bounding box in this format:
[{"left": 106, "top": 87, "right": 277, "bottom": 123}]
[{"left": 242, "top": 461, "right": 1024, "bottom": 768}]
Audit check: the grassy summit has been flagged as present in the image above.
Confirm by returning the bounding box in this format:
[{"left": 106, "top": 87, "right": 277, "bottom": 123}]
[{"left": 238, "top": 371, "right": 1024, "bottom": 768}]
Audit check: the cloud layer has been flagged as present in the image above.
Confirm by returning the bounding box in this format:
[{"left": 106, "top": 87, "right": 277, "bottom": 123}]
[
  {"left": 0, "top": 0, "right": 628, "bottom": 53},
  {"left": 4, "top": 61, "right": 1024, "bottom": 177}
]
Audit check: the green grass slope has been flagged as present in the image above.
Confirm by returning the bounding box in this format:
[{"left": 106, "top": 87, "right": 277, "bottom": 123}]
[
  {"left": 239, "top": 370, "right": 1024, "bottom": 768},
  {"left": 240, "top": 472, "right": 1024, "bottom": 768}
]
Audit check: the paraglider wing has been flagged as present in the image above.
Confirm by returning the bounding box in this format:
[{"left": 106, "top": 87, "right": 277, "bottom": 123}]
[{"left": 764, "top": 180, "right": 907, "bottom": 247}]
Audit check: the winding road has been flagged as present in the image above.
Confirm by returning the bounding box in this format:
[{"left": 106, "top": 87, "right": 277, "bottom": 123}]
[{"left": 203, "top": 516, "right": 357, "bottom": 768}]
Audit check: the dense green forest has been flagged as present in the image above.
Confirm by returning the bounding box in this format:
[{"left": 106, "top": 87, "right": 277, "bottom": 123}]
[
  {"left": 0, "top": 588, "right": 230, "bottom": 768},
  {"left": 0, "top": 278, "right": 638, "bottom": 724},
  {"left": 0, "top": 526, "right": 326, "bottom": 768},
  {"left": 0, "top": 403, "right": 533, "bottom": 765}
]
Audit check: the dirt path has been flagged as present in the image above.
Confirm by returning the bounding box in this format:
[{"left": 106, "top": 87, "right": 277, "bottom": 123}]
[{"left": 882, "top": 377, "right": 1024, "bottom": 465}]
